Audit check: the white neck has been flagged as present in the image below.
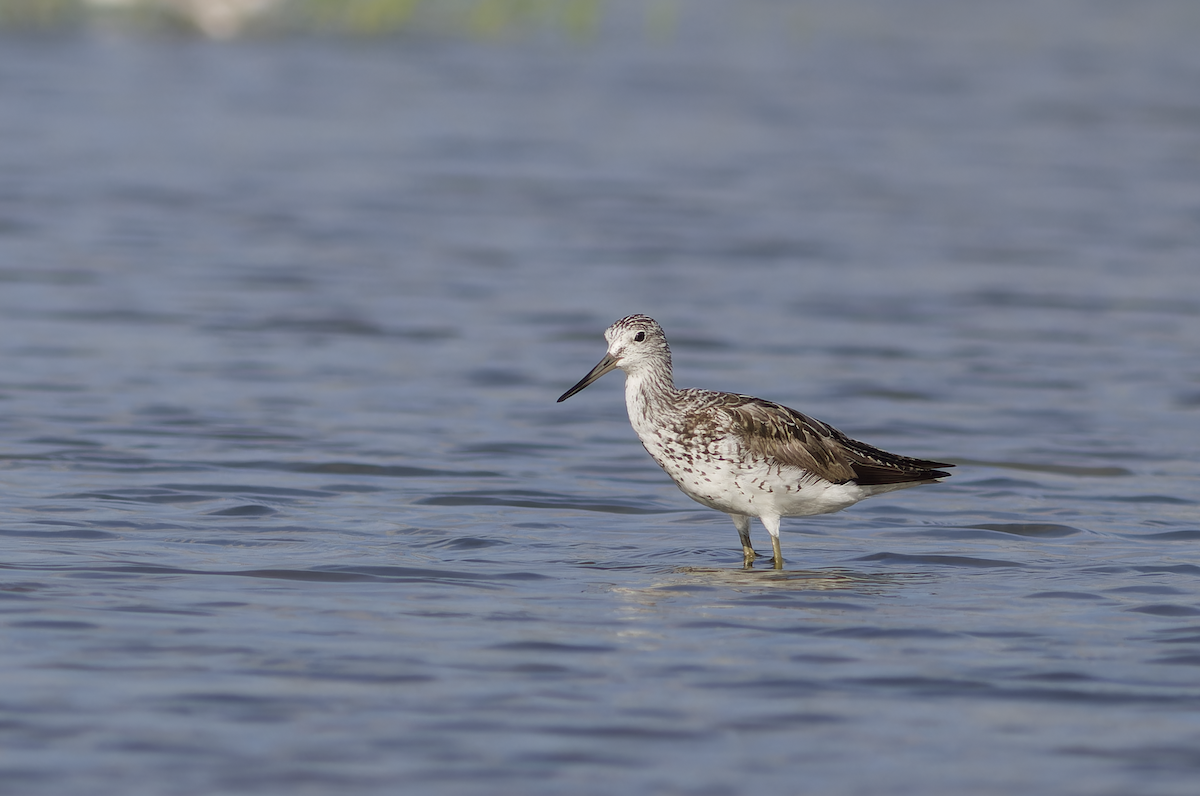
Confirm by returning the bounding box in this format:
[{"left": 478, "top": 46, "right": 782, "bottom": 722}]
[{"left": 623, "top": 360, "right": 676, "bottom": 427}]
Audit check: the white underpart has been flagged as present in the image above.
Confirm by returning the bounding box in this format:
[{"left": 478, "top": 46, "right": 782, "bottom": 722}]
[{"left": 623, "top": 366, "right": 872, "bottom": 535}]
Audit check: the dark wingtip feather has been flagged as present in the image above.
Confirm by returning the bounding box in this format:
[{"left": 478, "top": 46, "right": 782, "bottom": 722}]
[{"left": 851, "top": 463, "right": 953, "bottom": 486}]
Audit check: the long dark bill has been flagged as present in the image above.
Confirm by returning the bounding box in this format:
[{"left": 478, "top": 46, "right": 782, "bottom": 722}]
[{"left": 557, "top": 353, "right": 619, "bottom": 402}]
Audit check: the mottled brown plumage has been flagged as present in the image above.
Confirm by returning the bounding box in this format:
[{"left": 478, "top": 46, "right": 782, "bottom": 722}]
[
  {"left": 558, "top": 315, "right": 953, "bottom": 568},
  {"left": 720, "top": 395, "right": 950, "bottom": 486}
]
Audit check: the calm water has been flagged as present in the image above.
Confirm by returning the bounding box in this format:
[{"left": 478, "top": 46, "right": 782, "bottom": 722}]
[{"left": 3, "top": 3, "right": 1200, "bottom": 794}]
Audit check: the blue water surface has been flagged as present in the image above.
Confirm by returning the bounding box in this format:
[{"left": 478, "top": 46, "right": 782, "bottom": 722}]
[{"left": 2, "top": 2, "right": 1200, "bottom": 794}]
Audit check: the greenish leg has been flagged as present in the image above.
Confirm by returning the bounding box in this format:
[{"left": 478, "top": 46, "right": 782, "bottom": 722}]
[
  {"left": 731, "top": 514, "right": 757, "bottom": 567},
  {"left": 761, "top": 514, "right": 783, "bottom": 570}
]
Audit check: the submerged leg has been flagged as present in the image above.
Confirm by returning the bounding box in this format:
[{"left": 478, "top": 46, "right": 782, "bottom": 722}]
[
  {"left": 760, "top": 514, "right": 783, "bottom": 570},
  {"left": 730, "top": 514, "right": 757, "bottom": 566}
]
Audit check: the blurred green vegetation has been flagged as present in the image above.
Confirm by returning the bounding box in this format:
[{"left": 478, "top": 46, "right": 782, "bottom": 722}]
[
  {"left": 0, "top": 0, "right": 625, "bottom": 38},
  {"left": 293, "top": 0, "right": 604, "bottom": 38},
  {"left": 0, "top": 0, "right": 83, "bottom": 27}
]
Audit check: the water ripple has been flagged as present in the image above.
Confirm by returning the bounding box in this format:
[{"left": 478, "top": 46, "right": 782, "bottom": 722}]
[
  {"left": 417, "top": 490, "right": 673, "bottom": 514},
  {"left": 855, "top": 552, "right": 1027, "bottom": 568},
  {"left": 4, "top": 9, "right": 1200, "bottom": 795}
]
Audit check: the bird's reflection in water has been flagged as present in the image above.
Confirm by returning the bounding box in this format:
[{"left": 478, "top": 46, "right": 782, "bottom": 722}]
[{"left": 614, "top": 566, "right": 936, "bottom": 602}]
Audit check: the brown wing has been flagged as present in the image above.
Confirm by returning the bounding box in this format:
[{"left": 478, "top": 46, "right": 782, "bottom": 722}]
[{"left": 709, "top": 393, "right": 953, "bottom": 486}]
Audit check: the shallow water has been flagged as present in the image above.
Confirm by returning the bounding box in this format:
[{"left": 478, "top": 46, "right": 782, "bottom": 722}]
[{"left": 3, "top": 2, "right": 1200, "bottom": 794}]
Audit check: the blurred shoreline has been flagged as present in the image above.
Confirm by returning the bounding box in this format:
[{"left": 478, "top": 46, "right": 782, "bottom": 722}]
[
  {"left": 2, "top": 0, "right": 612, "bottom": 39},
  {"left": 5, "top": 0, "right": 1199, "bottom": 48}
]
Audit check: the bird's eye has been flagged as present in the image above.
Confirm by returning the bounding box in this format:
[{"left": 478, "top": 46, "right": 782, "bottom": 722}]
[{"left": 633, "top": 331, "right": 646, "bottom": 342}]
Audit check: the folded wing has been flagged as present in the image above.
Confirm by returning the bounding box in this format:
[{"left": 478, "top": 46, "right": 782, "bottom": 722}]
[{"left": 710, "top": 393, "right": 953, "bottom": 486}]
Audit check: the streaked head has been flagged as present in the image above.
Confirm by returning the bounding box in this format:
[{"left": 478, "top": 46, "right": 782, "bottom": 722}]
[{"left": 557, "top": 314, "right": 671, "bottom": 402}]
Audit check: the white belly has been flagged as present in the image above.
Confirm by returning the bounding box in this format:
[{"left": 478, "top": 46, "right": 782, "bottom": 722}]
[{"left": 637, "top": 428, "right": 868, "bottom": 519}]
